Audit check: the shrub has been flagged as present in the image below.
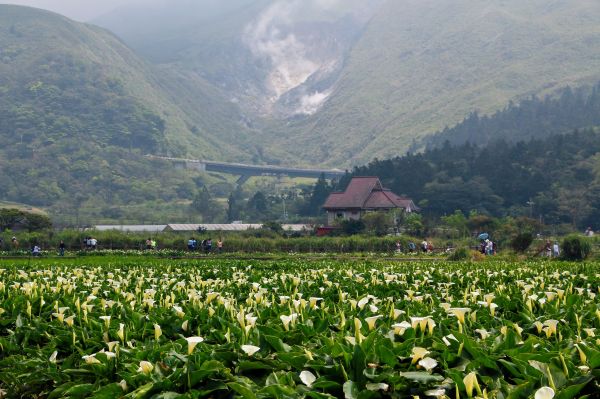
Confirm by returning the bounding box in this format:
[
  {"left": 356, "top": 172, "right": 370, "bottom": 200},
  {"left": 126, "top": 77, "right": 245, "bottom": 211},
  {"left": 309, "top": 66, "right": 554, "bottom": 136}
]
[
  {"left": 561, "top": 234, "right": 592, "bottom": 261},
  {"left": 510, "top": 232, "right": 534, "bottom": 253},
  {"left": 339, "top": 219, "right": 365, "bottom": 235},
  {"left": 447, "top": 247, "right": 469, "bottom": 261}
]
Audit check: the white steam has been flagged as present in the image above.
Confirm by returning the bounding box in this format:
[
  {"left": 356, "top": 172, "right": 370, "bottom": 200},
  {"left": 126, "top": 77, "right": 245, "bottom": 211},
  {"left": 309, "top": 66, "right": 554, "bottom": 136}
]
[
  {"left": 297, "top": 91, "right": 332, "bottom": 115},
  {"left": 244, "top": 1, "right": 321, "bottom": 101},
  {"left": 244, "top": 0, "right": 383, "bottom": 115}
]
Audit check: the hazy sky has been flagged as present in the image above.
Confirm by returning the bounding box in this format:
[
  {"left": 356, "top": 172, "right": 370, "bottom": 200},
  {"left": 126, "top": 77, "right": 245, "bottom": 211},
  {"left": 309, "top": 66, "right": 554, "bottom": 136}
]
[{"left": 2, "top": 0, "right": 139, "bottom": 21}]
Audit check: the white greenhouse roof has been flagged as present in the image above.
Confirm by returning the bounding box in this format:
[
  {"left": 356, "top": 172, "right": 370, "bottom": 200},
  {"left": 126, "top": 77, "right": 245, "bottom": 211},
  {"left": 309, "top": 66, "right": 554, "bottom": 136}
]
[
  {"left": 94, "top": 225, "right": 167, "bottom": 232},
  {"left": 92, "top": 224, "right": 313, "bottom": 233}
]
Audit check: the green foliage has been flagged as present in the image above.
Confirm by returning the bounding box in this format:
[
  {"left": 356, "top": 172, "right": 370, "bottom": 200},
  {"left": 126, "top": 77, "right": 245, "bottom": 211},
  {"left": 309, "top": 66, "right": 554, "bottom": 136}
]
[
  {"left": 302, "top": 174, "right": 333, "bottom": 216},
  {"left": 425, "top": 85, "right": 600, "bottom": 149},
  {"left": 0, "top": 5, "right": 254, "bottom": 223},
  {"left": 351, "top": 129, "right": 600, "bottom": 228},
  {"left": 510, "top": 232, "right": 534, "bottom": 253},
  {"left": 191, "top": 187, "right": 221, "bottom": 222},
  {"left": 361, "top": 212, "right": 392, "bottom": 236},
  {"left": 447, "top": 247, "right": 470, "bottom": 261},
  {"left": 401, "top": 213, "right": 424, "bottom": 236},
  {"left": 339, "top": 219, "right": 365, "bottom": 236},
  {"left": 441, "top": 210, "right": 469, "bottom": 238},
  {"left": 561, "top": 234, "right": 592, "bottom": 261},
  {"left": 0, "top": 257, "right": 598, "bottom": 397},
  {"left": 0, "top": 208, "right": 51, "bottom": 232}
]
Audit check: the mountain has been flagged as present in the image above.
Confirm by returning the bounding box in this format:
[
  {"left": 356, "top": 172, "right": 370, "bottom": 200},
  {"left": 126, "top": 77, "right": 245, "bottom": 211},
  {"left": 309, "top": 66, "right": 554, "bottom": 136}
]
[
  {"left": 95, "top": 0, "right": 600, "bottom": 166},
  {"left": 0, "top": 5, "right": 254, "bottom": 222}
]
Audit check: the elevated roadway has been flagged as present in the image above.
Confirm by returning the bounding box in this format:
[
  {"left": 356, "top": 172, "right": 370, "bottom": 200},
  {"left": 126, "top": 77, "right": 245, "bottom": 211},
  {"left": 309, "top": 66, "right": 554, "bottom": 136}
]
[{"left": 146, "top": 155, "right": 346, "bottom": 184}]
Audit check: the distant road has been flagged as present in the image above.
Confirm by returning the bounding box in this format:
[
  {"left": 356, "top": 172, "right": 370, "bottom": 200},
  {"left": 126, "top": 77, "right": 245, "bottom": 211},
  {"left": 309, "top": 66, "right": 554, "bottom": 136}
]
[{"left": 146, "top": 155, "right": 346, "bottom": 184}]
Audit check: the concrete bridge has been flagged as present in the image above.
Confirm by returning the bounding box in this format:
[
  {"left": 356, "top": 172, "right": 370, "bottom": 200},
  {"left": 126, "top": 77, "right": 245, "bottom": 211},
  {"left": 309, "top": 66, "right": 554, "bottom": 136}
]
[{"left": 146, "top": 155, "right": 346, "bottom": 184}]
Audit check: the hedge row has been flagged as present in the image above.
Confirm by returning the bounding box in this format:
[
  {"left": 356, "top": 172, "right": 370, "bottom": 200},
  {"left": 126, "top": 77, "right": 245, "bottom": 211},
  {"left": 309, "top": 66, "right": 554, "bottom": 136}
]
[{"left": 0, "top": 230, "right": 425, "bottom": 254}]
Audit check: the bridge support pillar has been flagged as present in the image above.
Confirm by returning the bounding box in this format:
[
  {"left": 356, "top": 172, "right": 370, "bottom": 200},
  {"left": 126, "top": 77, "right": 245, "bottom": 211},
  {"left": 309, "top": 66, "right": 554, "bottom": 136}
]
[{"left": 236, "top": 175, "right": 251, "bottom": 185}]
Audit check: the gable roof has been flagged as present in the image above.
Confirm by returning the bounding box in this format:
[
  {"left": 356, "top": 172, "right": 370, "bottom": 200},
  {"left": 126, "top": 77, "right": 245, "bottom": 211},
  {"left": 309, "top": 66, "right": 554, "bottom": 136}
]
[
  {"left": 323, "top": 177, "right": 419, "bottom": 211},
  {"left": 323, "top": 177, "right": 382, "bottom": 208}
]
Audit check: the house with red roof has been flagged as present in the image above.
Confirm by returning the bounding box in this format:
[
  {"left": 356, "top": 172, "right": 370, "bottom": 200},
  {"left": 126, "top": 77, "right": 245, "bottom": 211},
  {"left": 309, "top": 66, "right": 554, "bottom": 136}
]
[{"left": 322, "top": 177, "right": 419, "bottom": 226}]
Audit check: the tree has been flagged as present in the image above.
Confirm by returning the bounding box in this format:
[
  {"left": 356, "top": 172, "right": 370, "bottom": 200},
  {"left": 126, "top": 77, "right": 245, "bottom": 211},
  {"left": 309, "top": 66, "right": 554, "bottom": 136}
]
[
  {"left": 248, "top": 191, "right": 268, "bottom": 213},
  {"left": 440, "top": 210, "right": 469, "bottom": 237},
  {"left": 227, "top": 187, "right": 245, "bottom": 222},
  {"left": 304, "top": 174, "right": 332, "bottom": 216},
  {"left": 191, "top": 187, "right": 218, "bottom": 223},
  {"left": 362, "top": 212, "right": 393, "bottom": 236},
  {"left": 0, "top": 209, "right": 52, "bottom": 232},
  {"left": 402, "top": 213, "right": 424, "bottom": 236}
]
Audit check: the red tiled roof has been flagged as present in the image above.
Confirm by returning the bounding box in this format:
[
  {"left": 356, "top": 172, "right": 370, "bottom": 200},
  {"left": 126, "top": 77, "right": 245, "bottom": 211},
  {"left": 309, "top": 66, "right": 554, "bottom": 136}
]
[
  {"left": 323, "top": 177, "right": 382, "bottom": 208},
  {"left": 323, "top": 177, "right": 419, "bottom": 211}
]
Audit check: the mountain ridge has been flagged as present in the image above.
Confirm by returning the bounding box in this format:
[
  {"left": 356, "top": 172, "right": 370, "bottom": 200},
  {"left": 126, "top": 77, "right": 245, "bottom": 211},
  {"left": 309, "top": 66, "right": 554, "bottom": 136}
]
[{"left": 94, "top": 0, "right": 600, "bottom": 167}]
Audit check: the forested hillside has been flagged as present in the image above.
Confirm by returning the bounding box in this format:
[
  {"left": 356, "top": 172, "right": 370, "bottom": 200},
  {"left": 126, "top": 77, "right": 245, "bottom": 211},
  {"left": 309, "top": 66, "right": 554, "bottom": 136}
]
[
  {"left": 0, "top": 5, "right": 254, "bottom": 223},
  {"left": 422, "top": 83, "right": 600, "bottom": 149},
  {"left": 344, "top": 129, "right": 600, "bottom": 228}
]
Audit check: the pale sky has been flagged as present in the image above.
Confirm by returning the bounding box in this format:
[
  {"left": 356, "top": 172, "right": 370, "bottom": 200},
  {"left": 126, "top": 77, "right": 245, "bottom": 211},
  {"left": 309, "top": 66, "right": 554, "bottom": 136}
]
[{"left": 1, "top": 0, "right": 140, "bottom": 21}]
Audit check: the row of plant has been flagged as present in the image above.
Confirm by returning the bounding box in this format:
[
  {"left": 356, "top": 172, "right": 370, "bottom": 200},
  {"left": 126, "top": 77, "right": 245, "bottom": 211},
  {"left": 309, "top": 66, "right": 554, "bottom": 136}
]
[
  {"left": 0, "top": 232, "right": 435, "bottom": 254},
  {"left": 0, "top": 257, "right": 598, "bottom": 397}
]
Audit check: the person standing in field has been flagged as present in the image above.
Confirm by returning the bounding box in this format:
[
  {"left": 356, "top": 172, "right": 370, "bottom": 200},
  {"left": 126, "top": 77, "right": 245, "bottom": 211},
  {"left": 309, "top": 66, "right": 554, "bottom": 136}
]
[
  {"left": 552, "top": 241, "right": 560, "bottom": 258},
  {"left": 544, "top": 240, "right": 552, "bottom": 257},
  {"left": 59, "top": 240, "right": 66, "bottom": 256},
  {"left": 217, "top": 238, "right": 223, "bottom": 254},
  {"left": 11, "top": 236, "right": 18, "bottom": 252}
]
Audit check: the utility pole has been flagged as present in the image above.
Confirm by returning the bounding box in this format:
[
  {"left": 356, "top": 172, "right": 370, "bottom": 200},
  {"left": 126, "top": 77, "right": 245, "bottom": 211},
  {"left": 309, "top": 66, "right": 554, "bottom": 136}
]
[{"left": 282, "top": 194, "right": 288, "bottom": 221}]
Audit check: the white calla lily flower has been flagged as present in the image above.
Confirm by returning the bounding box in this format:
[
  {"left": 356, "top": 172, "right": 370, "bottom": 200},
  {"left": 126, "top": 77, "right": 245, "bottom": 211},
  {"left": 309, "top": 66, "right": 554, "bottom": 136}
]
[
  {"left": 185, "top": 336, "right": 204, "bottom": 355},
  {"left": 299, "top": 370, "right": 316, "bottom": 387},
  {"left": 137, "top": 360, "right": 153, "bottom": 374},
  {"left": 534, "top": 386, "right": 555, "bottom": 399},
  {"left": 241, "top": 345, "right": 260, "bottom": 356}
]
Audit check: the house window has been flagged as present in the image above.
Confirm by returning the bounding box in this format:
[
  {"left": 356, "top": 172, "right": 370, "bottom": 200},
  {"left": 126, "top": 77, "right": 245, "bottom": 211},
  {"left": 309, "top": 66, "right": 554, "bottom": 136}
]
[{"left": 336, "top": 212, "right": 344, "bottom": 218}]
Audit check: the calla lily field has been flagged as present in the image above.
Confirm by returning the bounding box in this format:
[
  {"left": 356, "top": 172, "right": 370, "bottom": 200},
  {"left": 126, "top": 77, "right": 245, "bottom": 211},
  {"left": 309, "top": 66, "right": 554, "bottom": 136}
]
[{"left": 0, "top": 257, "right": 598, "bottom": 398}]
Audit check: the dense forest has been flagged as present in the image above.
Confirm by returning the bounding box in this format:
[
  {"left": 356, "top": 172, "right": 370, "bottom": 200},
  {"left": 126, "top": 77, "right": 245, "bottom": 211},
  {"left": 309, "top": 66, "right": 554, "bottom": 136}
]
[
  {"left": 422, "top": 83, "right": 600, "bottom": 149},
  {"left": 340, "top": 129, "right": 600, "bottom": 228}
]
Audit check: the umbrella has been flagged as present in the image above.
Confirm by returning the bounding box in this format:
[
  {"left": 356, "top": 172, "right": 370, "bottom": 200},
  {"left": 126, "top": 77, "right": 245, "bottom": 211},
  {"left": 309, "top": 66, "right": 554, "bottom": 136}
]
[{"left": 477, "top": 233, "right": 489, "bottom": 240}]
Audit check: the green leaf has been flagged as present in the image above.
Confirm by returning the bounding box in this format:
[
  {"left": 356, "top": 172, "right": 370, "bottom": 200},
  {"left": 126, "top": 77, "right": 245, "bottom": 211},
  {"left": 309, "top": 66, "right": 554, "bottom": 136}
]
[
  {"left": 264, "top": 335, "right": 291, "bottom": 353},
  {"left": 48, "top": 382, "right": 78, "bottom": 399},
  {"left": 236, "top": 360, "right": 274, "bottom": 372},
  {"left": 92, "top": 383, "right": 126, "bottom": 399},
  {"left": 124, "top": 383, "right": 155, "bottom": 399},
  {"left": 311, "top": 379, "right": 342, "bottom": 390},
  {"left": 556, "top": 376, "right": 594, "bottom": 399},
  {"left": 351, "top": 345, "right": 366, "bottom": 384},
  {"left": 375, "top": 343, "right": 397, "bottom": 367},
  {"left": 63, "top": 383, "right": 94, "bottom": 398},
  {"left": 227, "top": 382, "right": 257, "bottom": 399}
]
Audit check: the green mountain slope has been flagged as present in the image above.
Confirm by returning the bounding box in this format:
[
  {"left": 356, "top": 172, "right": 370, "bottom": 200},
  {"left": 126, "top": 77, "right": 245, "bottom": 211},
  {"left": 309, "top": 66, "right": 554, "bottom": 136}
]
[
  {"left": 0, "top": 5, "right": 255, "bottom": 221},
  {"left": 266, "top": 0, "right": 600, "bottom": 165},
  {"left": 96, "top": 0, "right": 600, "bottom": 167}
]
